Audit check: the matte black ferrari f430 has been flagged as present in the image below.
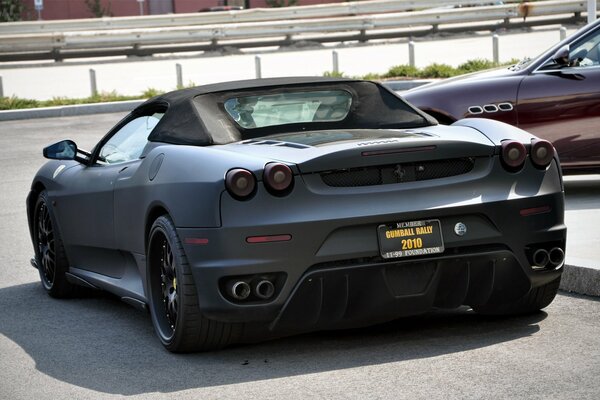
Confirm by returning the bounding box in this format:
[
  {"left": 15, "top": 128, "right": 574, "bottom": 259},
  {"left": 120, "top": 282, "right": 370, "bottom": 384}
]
[{"left": 27, "top": 78, "right": 566, "bottom": 352}]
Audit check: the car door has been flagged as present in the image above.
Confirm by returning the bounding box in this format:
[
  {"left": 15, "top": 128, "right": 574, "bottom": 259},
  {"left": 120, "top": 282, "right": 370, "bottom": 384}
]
[
  {"left": 55, "top": 110, "right": 164, "bottom": 277},
  {"left": 517, "top": 25, "right": 600, "bottom": 170}
]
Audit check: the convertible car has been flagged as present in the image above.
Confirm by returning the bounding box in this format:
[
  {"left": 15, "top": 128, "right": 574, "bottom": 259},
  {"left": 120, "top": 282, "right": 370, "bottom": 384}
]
[
  {"left": 28, "top": 77, "right": 566, "bottom": 352},
  {"left": 404, "top": 19, "right": 600, "bottom": 174}
]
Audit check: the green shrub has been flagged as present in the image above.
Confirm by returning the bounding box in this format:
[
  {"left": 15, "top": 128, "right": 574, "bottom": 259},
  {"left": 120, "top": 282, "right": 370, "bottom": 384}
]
[
  {"left": 361, "top": 73, "right": 382, "bottom": 80},
  {"left": 384, "top": 64, "right": 419, "bottom": 78},
  {"left": 0, "top": 96, "right": 40, "bottom": 110},
  {"left": 266, "top": 0, "right": 298, "bottom": 7},
  {"left": 84, "top": 0, "right": 112, "bottom": 18},
  {"left": 177, "top": 81, "right": 197, "bottom": 90},
  {"left": 417, "top": 63, "right": 457, "bottom": 78},
  {"left": 141, "top": 88, "right": 165, "bottom": 98},
  {"left": 323, "top": 70, "right": 347, "bottom": 78},
  {"left": 0, "top": 0, "right": 25, "bottom": 22},
  {"left": 87, "top": 91, "right": 138, "bottom": 103},
  {"left": 457, "top": 58, "right": 496, "bottom": 73}
]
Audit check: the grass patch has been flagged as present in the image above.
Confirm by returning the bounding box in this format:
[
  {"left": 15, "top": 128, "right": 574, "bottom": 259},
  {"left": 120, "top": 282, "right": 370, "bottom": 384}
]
[
  {"left": 323, "top": 70, "right": 347, "bottom": 78},
  {"left": 380, "top": 58, "right": 516, "bottom": 80},
  {"left": 0, "top": 91, "right": 141, "bottom": 111},
  {"left": 1, "top": 58, "right": 518, "bottom": 111}
]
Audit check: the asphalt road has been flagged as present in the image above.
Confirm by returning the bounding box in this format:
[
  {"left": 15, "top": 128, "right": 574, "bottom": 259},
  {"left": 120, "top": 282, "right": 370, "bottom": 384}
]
[{"left": 0, "top": 113, "right": 599, "bottom": 399}]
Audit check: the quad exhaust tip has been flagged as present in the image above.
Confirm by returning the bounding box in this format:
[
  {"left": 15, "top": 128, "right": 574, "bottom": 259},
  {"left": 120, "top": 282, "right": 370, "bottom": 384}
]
[
  {"left": 532, "top": 249, "right": 550, "bottom": 268},
  {"left": 532, "top": 247, "right": 564, "bottom": 268},
  {"left": 225, "top": 278, "right": 276, "bottom": 301},
  {"left": 549, "top": 247, "right": 565, "bottom": 267},
  {"left": 254, "top": 280, "right": 275, "bottom": 300},
  {"left": 228, "top": 280, "right": 251, "bottom": 300}
]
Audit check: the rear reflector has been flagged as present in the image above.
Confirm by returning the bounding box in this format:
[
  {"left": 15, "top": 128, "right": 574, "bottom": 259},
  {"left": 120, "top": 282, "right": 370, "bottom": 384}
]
[
  {"left": 246, "top": 234, "right": 292, "bottom": 244},
  {"left": 520, "top": 206, "right": 551, "bottom": 217},
  {"left": 184, "top": 238, "right": 209, "bottom": 245}
]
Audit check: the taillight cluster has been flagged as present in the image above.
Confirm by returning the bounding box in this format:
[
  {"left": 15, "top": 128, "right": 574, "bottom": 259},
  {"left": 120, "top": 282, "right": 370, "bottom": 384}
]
[
  {"left": 530, "top": 139, "right": 554, "bottom": 168},
  {"left": 500, "top": 139, "right": 554, "bottom": 172},
  {"left": 225, "top": 163, "right": 294, "bottom": 200}
]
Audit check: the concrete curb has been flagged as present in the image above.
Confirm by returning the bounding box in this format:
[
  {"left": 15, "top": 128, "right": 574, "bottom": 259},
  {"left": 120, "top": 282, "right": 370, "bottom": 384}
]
[
  {"left": 560, "top": 264, "right": 600, "bottom": 297},
  {"left": 0, "top": 99, "right": 145, "bottom": 121}
]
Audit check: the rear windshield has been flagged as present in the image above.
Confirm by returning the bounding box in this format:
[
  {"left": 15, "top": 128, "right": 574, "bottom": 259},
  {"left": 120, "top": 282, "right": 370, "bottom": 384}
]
[{"left": 223, "top": 90, "right": 352, "bottom": 129}]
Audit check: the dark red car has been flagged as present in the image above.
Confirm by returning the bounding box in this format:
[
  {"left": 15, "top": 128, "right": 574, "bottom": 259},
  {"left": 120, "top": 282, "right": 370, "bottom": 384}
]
[{"left": 404, "top": 20, "right": 600, "bottom": 174}]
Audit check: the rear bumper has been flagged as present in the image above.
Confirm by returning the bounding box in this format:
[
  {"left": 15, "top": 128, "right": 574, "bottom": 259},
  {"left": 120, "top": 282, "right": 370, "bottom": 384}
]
[
  {"left": 178, "top": 191, "right": 566, "bottom": 331},
  {"left": 268, "top": 249, "right": 561, "bottom": 335}
]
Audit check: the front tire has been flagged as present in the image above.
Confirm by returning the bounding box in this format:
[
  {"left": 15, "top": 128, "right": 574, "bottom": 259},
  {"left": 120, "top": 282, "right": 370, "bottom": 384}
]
[
  {"left": 147, "top": 215, "right": 241, "bottom": 352},
  {"left": 33, "top": 190, "right": 77, "bottom": 298}
]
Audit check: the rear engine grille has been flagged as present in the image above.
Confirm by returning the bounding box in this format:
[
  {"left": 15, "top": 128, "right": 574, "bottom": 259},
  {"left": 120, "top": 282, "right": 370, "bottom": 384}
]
[{"left": 320, "top": 158, "right": 475, "bottom": 187}]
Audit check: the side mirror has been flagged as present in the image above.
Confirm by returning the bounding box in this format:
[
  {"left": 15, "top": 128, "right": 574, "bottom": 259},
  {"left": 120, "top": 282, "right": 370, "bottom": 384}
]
[
  {"left": 551, "top": 45, "right": 570, "bottom": 66},
  {"left": 43, "top": 140, "right": 77, "bottom": 160}
]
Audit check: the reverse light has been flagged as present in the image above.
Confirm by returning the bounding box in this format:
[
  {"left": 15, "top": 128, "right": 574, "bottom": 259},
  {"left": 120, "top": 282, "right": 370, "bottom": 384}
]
[
  {"left": 501, "top": 140, "right": 527, "bottom": 171},
  {"left": 264, "top": 163, "right": 294, "bottom": 194},
  {"left": 225, "top": 168, "right": 256, "bottom": 199},
  {"left": 530, "top": 139, "right": 554, "bottom": 169}
]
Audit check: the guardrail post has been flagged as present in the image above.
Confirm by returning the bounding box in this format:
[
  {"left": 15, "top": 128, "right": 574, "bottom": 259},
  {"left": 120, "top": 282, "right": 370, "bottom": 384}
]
[
  {"left": 332, "top": 51, "right": 339, "bottom": 74},
  {"left": 588, "top": 0, "right": 597, "bottom": 23},
  {"left": 0, "top": 76, "right": 3, "bottom": 98},
  {"left": 359, "top": 29, "right": 367, "bottom": 43},
  {"left": 176, "top": 63, "right": 183, "bottom": 88},
  {"left": 89, "top": 69, "right": 97, "bottom": 97},
  {"left": 492, "top": 34, "right": 499, "bottom": 64},
  {"left": 560, "top": 26, "right": 567, "bottom": 41},
  {"left": 408, "top": 41, "right": 415, "bottom": 68},
  {"left": 255, "top": 56, "right": 262, "bottom": 79}
]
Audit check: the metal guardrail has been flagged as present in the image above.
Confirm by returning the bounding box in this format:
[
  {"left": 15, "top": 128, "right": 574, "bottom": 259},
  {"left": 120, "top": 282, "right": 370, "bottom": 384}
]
[
  {"left": 0, "top": 0, "right": 592, "bottom": 61},
  {"left": 0, "top": 0, "right": 524, "bottom": 34}
]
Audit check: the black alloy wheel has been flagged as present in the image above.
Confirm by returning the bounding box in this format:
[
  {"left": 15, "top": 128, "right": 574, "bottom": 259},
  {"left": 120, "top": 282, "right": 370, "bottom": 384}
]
[
  {"left": 147, "top": 215, "right": 241, "bottom": 352},
  {"left": 148, "top": 217, "right": 182, "bottom": 345},
  {"left": 160, "top": 234, "right": 178, "bottom": 333},
  {"left": 33, "top": 191, "right": 76, "bottom": 298},
  {"left": 37, "top": 201, "right": 56, "bottom": 289}
]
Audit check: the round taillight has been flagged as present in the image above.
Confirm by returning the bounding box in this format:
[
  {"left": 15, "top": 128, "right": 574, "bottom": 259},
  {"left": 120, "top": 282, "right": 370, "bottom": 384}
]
[
  {"left": 501, "top": 140, "right": 527, "bottom": 171},
  {"left": 530, "top": 139, "right": 554, "bottom": 169},
  {"left": 264, "top": 163, "right": 293, "bottom": 194},
  {"left": 225, "top": 168, "right": 256, "bottom": 199}
]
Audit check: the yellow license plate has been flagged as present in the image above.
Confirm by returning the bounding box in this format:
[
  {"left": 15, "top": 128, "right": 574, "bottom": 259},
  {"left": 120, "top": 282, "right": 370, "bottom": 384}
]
[{"left": 377, "top": 219, "right": 444, "bottom": 259}]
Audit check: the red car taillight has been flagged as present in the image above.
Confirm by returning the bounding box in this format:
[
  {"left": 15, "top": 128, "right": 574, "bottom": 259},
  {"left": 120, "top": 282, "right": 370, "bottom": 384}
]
[
  {"left": 501, "top": 140, "right": 527, "bottom": 171},
  {"left": 530, "top": 139, "right": 554, "bottom": 169},
  {"left": 263, "top": 163, "right": 294, "bottom": 195},
  {"left": 225, "top": 168, "right": 256, "bottom": 199}
]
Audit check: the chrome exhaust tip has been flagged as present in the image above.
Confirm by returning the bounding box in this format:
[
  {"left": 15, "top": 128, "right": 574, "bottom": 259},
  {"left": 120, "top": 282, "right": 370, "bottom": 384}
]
[
  {"left": 254, "top": 280, "right": 275, "bottom": 300},
  {"left": 549, "top": 247, "right": 565, "bottom": 267},
  {"left": 228, "top": 280, "right": 251, "bottom": 300},
  {"left": 532, "top": 249, "right": 550, "bottom": 268}
]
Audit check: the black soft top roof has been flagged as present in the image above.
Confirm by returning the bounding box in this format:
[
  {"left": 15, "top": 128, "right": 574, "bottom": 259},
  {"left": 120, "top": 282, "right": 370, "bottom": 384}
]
[{"left": 136, "top": 77, "right": 434, "bottom": 146}]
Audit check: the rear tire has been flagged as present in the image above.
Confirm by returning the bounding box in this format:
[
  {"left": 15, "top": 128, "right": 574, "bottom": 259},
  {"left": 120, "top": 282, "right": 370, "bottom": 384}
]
[
  {"left": 147, "top": 215, "right": 242, "bottom": 352},
  {"left": 33, "top": 191, "right": 78, "bottom": 298},
  {"left": 474, "top": 277, "right": 561, "bottom": 315}
]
